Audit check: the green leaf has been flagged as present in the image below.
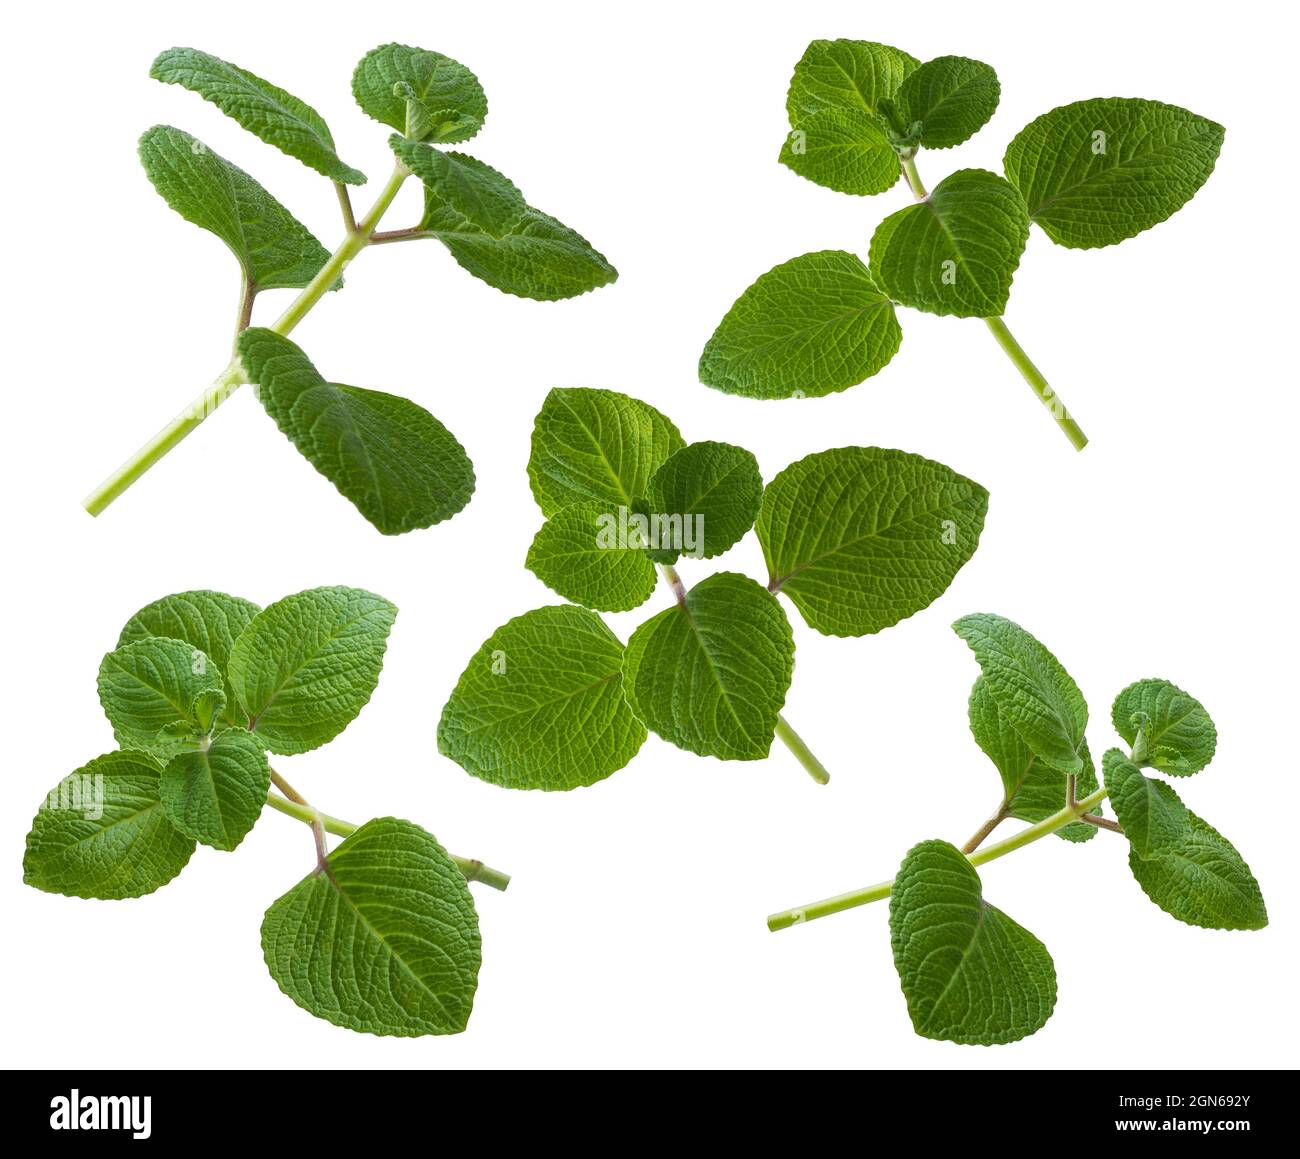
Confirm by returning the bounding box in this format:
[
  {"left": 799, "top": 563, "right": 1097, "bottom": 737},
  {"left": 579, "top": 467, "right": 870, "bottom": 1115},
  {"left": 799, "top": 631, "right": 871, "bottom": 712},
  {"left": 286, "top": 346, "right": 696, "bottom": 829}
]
[
  {"left": 438, "top": 605, "right": 647, "bottom": 790},
  {"left": 525, "top": 500, "right": 658, "bottom": 613},
  {"left": 779, "top": 108, "right": 900, "bottom": 195},
  {"left": 699, "top": 251, "right": 902, "bottom": 400},
  {"left": 237, "top": 329, "right": 475, "bottom": 535},
  {"left": 118, "top": 590, "right": 261, "bottom": 727},
  {"left": 262, "top": 817, "right": 480, "bottom": 1036},
  {"left": 528, "top": 388, "right": 684, "bottom": 517},
  {"left": 160, "top": 729, "right": 270, "bottom": 852},
  {"left": 1104, "top": 747, "right": 1267, "bottom": 930},
  {"left": 869, "top": 168, "right": 1029, "bottom": 317},
  {"left": 23, "top": 752, "right": 196, "bottom": 900},
  {"left": 189, "top": 689, "right": 226, "bottom": 736},
  {"left": 409, "top": 106, "right": 484, "bottom": 144},
  {"left": 758, "top": 448, "right": 987, "bottom": 637},
  {"left": 390, "top": 137, "right": 525, "bottom": 236},
  {"left": 138, "top": 126, "right": 333, "bottom": 293},
  {"left": 952, "top": 613, "right": 1087, "bottom": 774},
  {"left": 352, "top": 43, "right": 487, "bottom": 144},
  {"left": 150, "top": 47, "right": 364, "bottom": 183},
  {"left": 1003, "top": 97, "right": 1224, "bottom": 249},
  {"left": 98, "top": 638, "right": 225, "bottom": 758},
  {"left": 786, "top": 39, "right": 919, "bottom": 122},
  {"left": 1126, "top": 809, "right": 1268, "bottom": 931},
  {"left": 968, "top": 679, "right": 1099, "bottom": 842},
  {"left": 420, "top": 193, "right": 617, "bottom": 300},
  {"left": 1103, "top": 749, "right": 1188, "bottom": 855},
  {"left": 895, "top": 56, "right": 1000, "bottom": 150},
  {"left": 1111, "top": 678, "right": 1216, "bottom": 776},
  {"left": 227, "top": 586, "right": 397, "bottom": 755},
  {"left": 890, "top": 839, "right": 1056, "bottom": 1045},
  {"left": 621, "top": 573, "right": 794, "bottom": 761},
  {"left": 643, "top": 441, "right": 764, "bottom": 563}
]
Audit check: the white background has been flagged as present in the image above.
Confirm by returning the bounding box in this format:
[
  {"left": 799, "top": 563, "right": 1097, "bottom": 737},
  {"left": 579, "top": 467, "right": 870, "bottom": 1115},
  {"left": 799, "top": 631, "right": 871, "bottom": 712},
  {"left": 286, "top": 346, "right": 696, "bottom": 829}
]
[{"left": 2, "top": 0, "right": 1295, "bottom": 1070}]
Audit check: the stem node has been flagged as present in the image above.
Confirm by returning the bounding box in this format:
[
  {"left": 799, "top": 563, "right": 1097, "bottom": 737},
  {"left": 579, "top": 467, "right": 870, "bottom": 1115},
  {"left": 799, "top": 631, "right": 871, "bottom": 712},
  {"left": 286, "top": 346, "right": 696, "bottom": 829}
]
[{"left": 84, "top": 164, "right": 411, "bottom": 514}]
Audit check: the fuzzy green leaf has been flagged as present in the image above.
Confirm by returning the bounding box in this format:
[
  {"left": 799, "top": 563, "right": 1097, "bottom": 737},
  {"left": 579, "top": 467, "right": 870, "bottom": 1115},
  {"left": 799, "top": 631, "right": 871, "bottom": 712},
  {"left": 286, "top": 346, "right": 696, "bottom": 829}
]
[
  {"left": 439, "top": 605, "right": 647, "bottom": 790},
  {"left": 870, "top": 168, "right": 1029, "bottom": 318},
  {"left": 1003, "top": 98, "right": 1224, "bottom": 249},
  {"left": 699, "top": 251, "right": 902, "bottom": 400},
  {"left": 138, "top": 126, "right": 333, "bottom": 293},
  {"left": 622, "top": 573, "right": 794, "bottom": 760},
  {"left": 238, "top": 330, "right": 474, "bottom": 535},
  {"left": 118, "top": 590, "right": 261, "bottom": 727},
  {"left": 786, "top": 39, "right": 919, "bottom": 122},
  {"left": 160, "top": 729, "right": 270, "bottom": 852},
  {"left": 151, "top": 47, "right": 364, "bottom": 183},
  {"left": 262, "top": 817, "right": 481, "bottom": 1036},
  {"left": 391, "top": 137, "right": 525, "bottom": 236},
  {"left": 779, "top": 108, "right": 900, "bottom": 195},
  {"left": 952, "top": 614, "right": 1087, "bottom": 775},
  {"left": 890, "top": 839, "right": 1057, "bottom": 1045},
  {"left": 420, "top": 193, "right": 617, "bottom": 300},
  {"left": 895, "top": 56, "right": 1000, "bottom": 149},
  {"left": 969, "top": 679, "right": 1099, "bottom": 842},
  {"left": 1105, "top": 746, "right": 1267, "bottom": 931},
  {"left": 1111, "top": 678, "right": 1216, "bottom": 776},
  {"left": 98, "top": 638, "right": 225, "bottom": 758},
  {"left": 528, "top": 388, "right": 684, "bottom": 517},
  {"left": 189, "top": 689, "right": 226, "bottom": 736},
  {"left": 1103, "top": 749, "right": 1188, "bottom": 855},
  {"left": 1126, "top": 809, "right": 1268, "bottom": 931},
  {"left": 23, "top": 752, "right": 195, "bottom": 900},
  {"left": 227, "top": 586, "right": 396, "bottom": 755},
  {"left": 759, "top": 448, "right": 987, "bottom": 637},
  {"left": 642, "top": 440, "right": 764, "bottom": 564},
  {"left": 352, "top": 43, "right": 487, "bottom": 143},
  {"left": 525, "top": 500, "right": 659, "bottom": 613}
]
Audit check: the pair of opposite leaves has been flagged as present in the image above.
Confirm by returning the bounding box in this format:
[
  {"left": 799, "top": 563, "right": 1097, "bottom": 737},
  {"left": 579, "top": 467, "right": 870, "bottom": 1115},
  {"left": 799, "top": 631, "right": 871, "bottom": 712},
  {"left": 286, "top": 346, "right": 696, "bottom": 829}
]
[
  {"left": 438, "top": 386, "right": 989, "bottom": 788},
  {"left": 23, "top": 587, "right": 482, "bottom": 1038},
  {"left": 700, "top": 39, "right": 1225, "bottom": 399},
  {"left": 887, "top": 613, "right": 1265, "bottom": 1046},
  {"left": 139, "top": 44, "right": 616, "bottom": 535}
]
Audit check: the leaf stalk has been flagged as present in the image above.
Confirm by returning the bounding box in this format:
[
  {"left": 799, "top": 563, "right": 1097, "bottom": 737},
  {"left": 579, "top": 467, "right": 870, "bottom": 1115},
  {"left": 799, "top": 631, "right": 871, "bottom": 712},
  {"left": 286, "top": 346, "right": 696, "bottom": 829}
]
[
  {"left": 959, "top": 803, "right": 1008, "bottom": 853},
  {"left": 264, "top": 790, "right": 511, "bottom": 891}
]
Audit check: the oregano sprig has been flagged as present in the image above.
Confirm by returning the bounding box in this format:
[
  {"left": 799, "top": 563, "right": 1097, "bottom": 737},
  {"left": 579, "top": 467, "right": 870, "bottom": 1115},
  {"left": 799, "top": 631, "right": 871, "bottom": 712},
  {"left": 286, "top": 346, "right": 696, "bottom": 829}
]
[
  {"left": 84, "top": 45, "right": 617, "bottom": 532},
  {"left": 437, "top": 387, "right": 989, "bottom": 789},
  {"left": 766, "top": 613, "right": 1266, "bottom": 1046},
  {"left": 23, "top": 587, "right": 509, "bottom": 1038},
  {"left": 701, "top": 39, "right": 1225, "bottom": 450}
]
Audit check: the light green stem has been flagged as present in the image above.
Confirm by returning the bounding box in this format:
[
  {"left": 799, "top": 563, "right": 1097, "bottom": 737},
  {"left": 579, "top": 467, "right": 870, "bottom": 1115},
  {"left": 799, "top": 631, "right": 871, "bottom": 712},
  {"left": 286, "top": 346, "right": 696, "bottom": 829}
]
[
  {"left": 774, "top": 715, "right": 830, "bottom": 785},
  {"left": 82, "top": 359, "right": 247, "bottom": 515},
  {"left": 897, "top": 153, "right": 1088, "bottom": 452},
  {"left": 263, "top": 791, "right": 511, "bottom": 892},
  {"left": 983, "top": 316, "right": 1089, "bottom": 451},
  {"left": 83, "top": 164, "right": 411, "bottom": 517},
  {"left": 900, "top": 153, "right": 928, "bottom": 199},
  {"left": 766, "top": 786, "right": 1108, "bottom": 930}
]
